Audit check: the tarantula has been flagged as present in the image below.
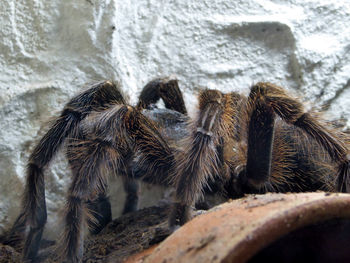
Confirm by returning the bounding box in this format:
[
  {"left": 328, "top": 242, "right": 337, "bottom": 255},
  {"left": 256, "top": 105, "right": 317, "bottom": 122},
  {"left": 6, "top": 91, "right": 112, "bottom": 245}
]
[
  {"left": 3, "top": 79, "right": 350, "bottom": 263},
  {"left": 4, "top": 77, "right": 188, "bottom": 262}
]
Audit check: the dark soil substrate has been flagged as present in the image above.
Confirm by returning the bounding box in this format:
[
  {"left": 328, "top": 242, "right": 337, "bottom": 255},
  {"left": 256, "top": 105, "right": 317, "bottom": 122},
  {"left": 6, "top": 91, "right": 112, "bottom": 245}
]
[
  {"left": 0, "top": 244, "right": 21, "bottom": 263},
  {"left": 0, "top": 204, "right": 172, "bottom": 263}
]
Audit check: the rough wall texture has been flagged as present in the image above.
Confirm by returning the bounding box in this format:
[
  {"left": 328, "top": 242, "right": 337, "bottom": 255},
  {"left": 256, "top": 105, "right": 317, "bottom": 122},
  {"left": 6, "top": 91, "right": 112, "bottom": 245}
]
[{"left": 0, "top": 0, "right": 350, "bottom": 238}]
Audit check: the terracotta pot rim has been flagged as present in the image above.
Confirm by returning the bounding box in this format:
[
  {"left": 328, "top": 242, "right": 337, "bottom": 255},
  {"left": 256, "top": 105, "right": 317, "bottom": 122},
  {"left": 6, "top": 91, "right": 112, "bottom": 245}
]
[
  {"left": 144, "top": 192, "right": 350, "bottom": 263},
  {"left": 225, "top": 192, "right": 350, "bottom": 262}
]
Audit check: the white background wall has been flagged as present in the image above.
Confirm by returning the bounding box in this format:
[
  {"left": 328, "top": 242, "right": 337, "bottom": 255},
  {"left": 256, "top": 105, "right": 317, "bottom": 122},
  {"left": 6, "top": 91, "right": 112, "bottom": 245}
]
[{"left": 1, "top": 0, "right": 350, "bottom": 238}]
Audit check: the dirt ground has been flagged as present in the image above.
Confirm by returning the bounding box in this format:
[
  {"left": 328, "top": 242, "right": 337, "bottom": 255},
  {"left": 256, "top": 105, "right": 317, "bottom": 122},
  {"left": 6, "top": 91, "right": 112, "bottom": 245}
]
[{"left": 0, "top": 204, "right": 172, "bottom": 263}]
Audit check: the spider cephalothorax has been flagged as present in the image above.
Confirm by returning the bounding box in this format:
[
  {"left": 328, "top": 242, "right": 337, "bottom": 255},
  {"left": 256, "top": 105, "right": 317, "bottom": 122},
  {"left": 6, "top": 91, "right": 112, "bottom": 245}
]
[
  {"left": 169, "top": 82, "right": 350, "bottom": 226},
  {"left": 3, "top": 79, "right": 350, "bottom": 263}
]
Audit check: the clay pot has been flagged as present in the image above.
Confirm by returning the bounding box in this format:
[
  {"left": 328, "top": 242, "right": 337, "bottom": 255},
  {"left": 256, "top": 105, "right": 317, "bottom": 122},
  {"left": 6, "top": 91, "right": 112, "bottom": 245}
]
[{"left": 129, "top": 192, "right": 350, "bottom": 263}]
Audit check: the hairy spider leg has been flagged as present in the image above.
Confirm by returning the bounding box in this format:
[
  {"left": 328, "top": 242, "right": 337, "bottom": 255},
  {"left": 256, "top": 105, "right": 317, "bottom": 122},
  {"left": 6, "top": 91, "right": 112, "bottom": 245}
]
[
  {"left": 120, "top": 176, "right": 140, "bottom": 214},
  {"left": 121, "top": 77, "right": 188, "bottom": 214},
  {"left": 61, "top": 107, "right": 130, "bottom": 263},
  {"left": 242, "top": 82, "right": 350, "bottom": 192},
  {"left": 137, "top": 76, "right": 187, "bottom": 114},
  {"left": 245, "top": 88, "right": 276, "bottom": 188},
  {"left": 4, "top": 81, "right": 125, "bottom": 262},
  {"left": 85, "top": 193, "right": 112, "bottom": 235},
  {"left": 60, "top": 104, "right": 175, "bottom": 262},
  {"left": 169, "top": 89, "right": 237, "bottom": 226}
]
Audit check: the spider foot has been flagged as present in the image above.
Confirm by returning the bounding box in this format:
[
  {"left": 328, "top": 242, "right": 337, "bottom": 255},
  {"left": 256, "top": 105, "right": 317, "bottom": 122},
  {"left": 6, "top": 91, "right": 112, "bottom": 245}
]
[
  {"left": 231, "top": 165, "right": 249, "bottom": 197},
  {"left": 168, "top": 203, "right": 192, "bottom": 229}
]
